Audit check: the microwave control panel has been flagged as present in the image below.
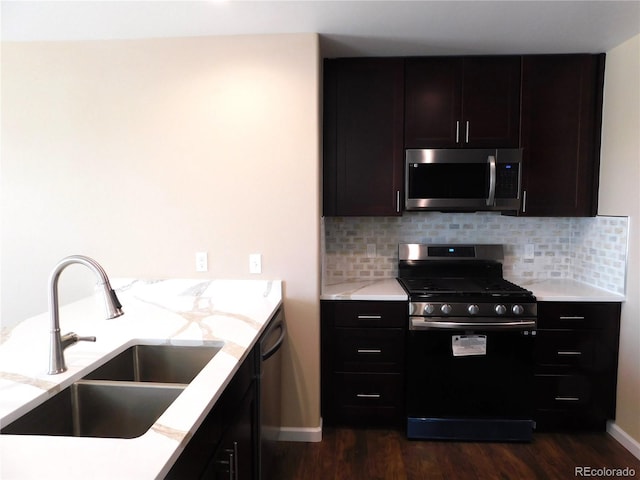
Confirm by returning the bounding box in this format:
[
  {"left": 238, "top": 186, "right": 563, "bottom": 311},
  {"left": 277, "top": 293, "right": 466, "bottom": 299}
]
[{"left": 496, "top": 163, "right": 520, "bottom": 198}]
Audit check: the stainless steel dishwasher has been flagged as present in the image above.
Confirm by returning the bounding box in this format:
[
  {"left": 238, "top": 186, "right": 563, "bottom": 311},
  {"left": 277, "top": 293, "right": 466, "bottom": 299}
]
[{"left": 257, "top": 308, "right": 286, "bottom": 480}]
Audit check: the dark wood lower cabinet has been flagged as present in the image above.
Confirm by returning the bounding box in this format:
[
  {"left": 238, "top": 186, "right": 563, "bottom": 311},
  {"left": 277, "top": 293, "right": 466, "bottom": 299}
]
[
  {"left": 534, "top": 302, "right": 621, "bottom": 431},
  {"left": 166, "top": 349, "right": 257, "bottom": 480},
  {"left": 204, "top": 385, "right": 256, "bottom": 479},
  {"left": 321, "top": 300, "right": 407, "bottom": 427}
]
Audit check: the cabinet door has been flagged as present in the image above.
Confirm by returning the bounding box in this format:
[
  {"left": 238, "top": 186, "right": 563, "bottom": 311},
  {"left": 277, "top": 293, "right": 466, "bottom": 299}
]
[
  {"left": 405, "top": 56, "right": 521, "bottom": 148},
  {"left": 462, "top": 56, "right": 521, "bottom": 148},
  {"left": 323, "top": 58, "right": 404, "bottom": 216},
  {"left": 205, "top": 385, "right": 256, "bottom": 480},
  {"left": 166, "top": 351, "right": 256, "bottom": 479},
  {"left": 405, "top": 57, "right": 463, "bottom": 148},
  {"left": 520, "top": 54, "right": 605, "bottom": 216}
]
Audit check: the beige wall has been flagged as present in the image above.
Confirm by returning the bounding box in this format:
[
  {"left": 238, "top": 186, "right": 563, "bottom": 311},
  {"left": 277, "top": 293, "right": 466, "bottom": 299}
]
[
  {"left": 1, "top": 34, "right": 321, "bottom": 431},
  {"left": 600, "top": 34, "right": 640, "bottom": 444}
]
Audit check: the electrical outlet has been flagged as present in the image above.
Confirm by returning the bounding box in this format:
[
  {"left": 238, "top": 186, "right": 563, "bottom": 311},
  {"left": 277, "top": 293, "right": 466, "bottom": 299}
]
[
  {"left": 366, "top": 243, "right": 376, "bottom": 258},
  {"left": 524, "top": 244, "right": 535, "bottom": 260},
  {"left": 249, "top": 253, "right": 262, "bottom": 274},
  {"left": 195, "top": 252, "right": 208, "bottom": 272}
]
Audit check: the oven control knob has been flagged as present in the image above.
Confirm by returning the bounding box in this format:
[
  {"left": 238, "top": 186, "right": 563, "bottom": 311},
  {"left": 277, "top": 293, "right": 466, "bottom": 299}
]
[
  {"left": 495, "top": 304, "right": 507, "bottom": 315},
  {"left": 441, "top": 304, "right": 452, "bottom": 315},
  {"left": 468, "top": 304, "right": 479, "bottom": 315},
  {"left": 423, "top": 304, "right": 435, "bottom": 315},
  {"left": 512, "top": 304, "right": 525, "bottom": 315}
]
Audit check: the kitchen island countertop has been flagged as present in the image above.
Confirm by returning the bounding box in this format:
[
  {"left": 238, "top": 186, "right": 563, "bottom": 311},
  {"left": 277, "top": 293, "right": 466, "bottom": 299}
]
[{"left": 0, "top": 278, "right": 282, "bottom": 479}]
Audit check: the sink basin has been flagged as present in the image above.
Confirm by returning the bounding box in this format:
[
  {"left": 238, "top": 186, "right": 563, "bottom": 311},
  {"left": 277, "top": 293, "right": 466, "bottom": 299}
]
[
  {"left": 1, "top": 342, "right": 224, "bottom": 438},
  {"left": 0, "top": 380, "right": 184, "bottom": 438},
  {"left": 83, "top": 343, "right": 224, "bottom": 384}
]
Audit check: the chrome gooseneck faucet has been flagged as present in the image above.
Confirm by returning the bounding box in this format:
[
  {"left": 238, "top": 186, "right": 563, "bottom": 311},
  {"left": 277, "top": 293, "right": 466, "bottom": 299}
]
[{"left": 48, "top": 255, "right": 124, "bottom": 375}]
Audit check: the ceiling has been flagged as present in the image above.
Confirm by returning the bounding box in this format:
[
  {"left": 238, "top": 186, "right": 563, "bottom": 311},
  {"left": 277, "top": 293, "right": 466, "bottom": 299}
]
[{"left": 2, "top": 1, "right": 640, "bottom": 57}]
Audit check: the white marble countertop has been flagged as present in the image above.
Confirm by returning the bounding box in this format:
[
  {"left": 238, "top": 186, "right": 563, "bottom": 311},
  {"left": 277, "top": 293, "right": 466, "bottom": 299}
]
[
  {"left": 320, "top": 278, "right": 408, "bottom": 301},
  {"left": 321, "top": 278, "right": 624, "bottom": 303},
  {"left": 0, "top": 278, "right": 282, "bottom": 480},
  {"left": 511, "top": 278, "right": 626, "bottom": 302}
]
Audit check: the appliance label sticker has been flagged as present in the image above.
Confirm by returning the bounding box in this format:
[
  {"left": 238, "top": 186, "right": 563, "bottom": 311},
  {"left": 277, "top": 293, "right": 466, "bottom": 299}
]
[{"left": 452, "top": 335, "right": 487, "bottom": 356}]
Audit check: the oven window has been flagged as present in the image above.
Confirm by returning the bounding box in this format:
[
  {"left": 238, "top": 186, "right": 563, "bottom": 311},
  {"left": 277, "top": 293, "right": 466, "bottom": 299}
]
[{"left": 408, "top": 163, "right": 489, "bottom": 199}]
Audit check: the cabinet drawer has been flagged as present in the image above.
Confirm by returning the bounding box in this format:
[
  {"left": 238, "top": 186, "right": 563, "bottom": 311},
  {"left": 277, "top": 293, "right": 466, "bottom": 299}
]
[
  {"left": 333, "top": 301, "right": 407, "bottom": 327},
  {"left": 535, "top": 374, "right": 591, "bottom": 409},
  {"left": 334, "top": 328, "right": 404, "bottom": 372},
  {"left": 330, "top": 372, "right": 404, "bottom": 424},
  {"left": 535, "top": 330, "right": 596, "bottom": 369},
  {"left": 537, "top": 302, "right": 621, "bottom": 330},
  {"left": 334, "top": 372, "right": 403, "bottom": 407}
]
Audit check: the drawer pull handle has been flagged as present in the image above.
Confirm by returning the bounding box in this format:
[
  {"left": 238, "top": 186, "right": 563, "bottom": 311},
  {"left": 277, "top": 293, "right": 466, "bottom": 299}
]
[
  {"left": 555, "top": 396, "right": 580, "bottom": 402},
  {"left": 557, "top": 351, "right": 582, "bottom": 356},
  {"left": 357, "top": 315, "right": 382, "bottom": 320},
  {"left": 356, "top": 393, "right": 381, "bottom": 399},
  {"left": 559, "top": 316, "right": 585, "bottom": 320},
  {"left": 357, "top": 349, "right": 382, "bottom": 354}
]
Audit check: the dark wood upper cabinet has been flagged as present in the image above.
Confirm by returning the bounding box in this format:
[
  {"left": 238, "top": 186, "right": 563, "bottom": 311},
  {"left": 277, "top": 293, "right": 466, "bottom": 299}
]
[
  {"left": 520, "top": 54, "right": 605, "bottom": 217},
  {"left": 405, "top": 56, "right": 521, "bottom": 148},
  {"left": 323, "top": 54, "right": 605, "bottom": 218},
  {"left": 323, "top": 58, "right": 404, "bottom": 216}
]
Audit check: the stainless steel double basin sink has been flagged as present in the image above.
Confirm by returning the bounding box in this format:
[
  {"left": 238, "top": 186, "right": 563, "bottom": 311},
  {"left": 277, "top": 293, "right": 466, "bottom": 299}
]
[{"left": 1, "top": 343, "right": 224, "bottom": 439}]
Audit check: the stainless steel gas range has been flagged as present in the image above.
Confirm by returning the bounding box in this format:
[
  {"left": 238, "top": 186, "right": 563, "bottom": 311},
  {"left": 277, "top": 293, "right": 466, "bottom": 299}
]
[{"left": 397, "top": 243, "right": 538, "bottom": 442}]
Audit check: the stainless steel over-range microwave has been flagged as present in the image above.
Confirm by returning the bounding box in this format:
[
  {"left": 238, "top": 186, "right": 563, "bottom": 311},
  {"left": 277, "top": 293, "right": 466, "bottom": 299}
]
[{"left": 405, "top": 148, "right": 523, "bottom": 212}]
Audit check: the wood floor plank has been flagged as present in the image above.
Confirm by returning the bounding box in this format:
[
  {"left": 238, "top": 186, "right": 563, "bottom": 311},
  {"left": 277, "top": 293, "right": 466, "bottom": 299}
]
[
  {"left": 364, "top": 430, "right": 407, "bottom": 480},
  {"left": 273, "top": 428, "right": 640, "bottom": 480}
]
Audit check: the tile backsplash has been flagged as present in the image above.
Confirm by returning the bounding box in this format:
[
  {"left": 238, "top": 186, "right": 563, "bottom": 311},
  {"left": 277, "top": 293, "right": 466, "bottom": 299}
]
[{"left": 322, "top": 213, "right": 628, "bottom": 295}]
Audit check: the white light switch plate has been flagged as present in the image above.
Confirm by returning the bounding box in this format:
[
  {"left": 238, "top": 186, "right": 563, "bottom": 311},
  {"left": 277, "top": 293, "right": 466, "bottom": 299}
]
[{"left": 249, "top": 253, "right": 262, "bottom": 274}]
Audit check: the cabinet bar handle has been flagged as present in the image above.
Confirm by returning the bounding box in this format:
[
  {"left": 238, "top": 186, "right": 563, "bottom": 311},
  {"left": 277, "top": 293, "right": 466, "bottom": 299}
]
[
  {"left": 357, "top": 315, "right": 382, "bottom": 320},
  {"left": 465, "top": 121, "right": 470, "bottom": 143},
  {"left": 356, "top": 393, "right": 381, "bottom": 399},
  {"left": 559, "top": 316, "right": 586, "bottom": 320},
  {"left": 522, "top": 190, "right": 527, "bottom": 213},
  {"left": 233, "top": 441, "right": 239, "bottom": 480},
  {"left": 557, "top": 351, "right": 582, "bottom": 356},
  {"left": 219, "top": 449, "right": 234, "bottom": 480},
  {"left": 456, "top": 121, "right": 460, "bottom": 143},
  {"left": 357, "top": 349, "right": 382, "bottom": 354},
  {"left": 396, "top": 190, "right": 400, "bottom": 213},
  {"left": 555, "top": 396, "right": 581, "bottom": 402}
]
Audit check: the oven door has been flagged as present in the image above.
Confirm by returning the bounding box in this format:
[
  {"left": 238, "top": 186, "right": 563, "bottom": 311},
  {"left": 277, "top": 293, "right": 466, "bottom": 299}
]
[{"left": 407, "top": 318, "right": 536, "bottom": 441}]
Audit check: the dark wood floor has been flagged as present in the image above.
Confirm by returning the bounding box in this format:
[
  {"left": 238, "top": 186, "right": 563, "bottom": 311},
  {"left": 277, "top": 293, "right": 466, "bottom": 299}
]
[{"left": 273, "top": 427, "right": 640, "bottom": 479}]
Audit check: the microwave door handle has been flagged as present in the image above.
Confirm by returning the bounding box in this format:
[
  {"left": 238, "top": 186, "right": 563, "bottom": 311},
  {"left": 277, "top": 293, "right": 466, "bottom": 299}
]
[{"left": 487, "top": 155, "right": 496, "bottom": 206}]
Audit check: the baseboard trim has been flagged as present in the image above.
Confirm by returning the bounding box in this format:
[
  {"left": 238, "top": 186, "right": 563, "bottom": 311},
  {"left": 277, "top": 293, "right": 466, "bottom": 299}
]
[
  {"left": 278, "top": 418, "right": 323, "bottom": 442},
  {"left": 607, "top": 421, "right": 640, "bottom": 460}
]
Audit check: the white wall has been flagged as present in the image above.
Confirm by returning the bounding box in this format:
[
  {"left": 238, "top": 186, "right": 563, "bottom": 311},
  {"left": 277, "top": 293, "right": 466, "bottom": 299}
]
[
  {"left": 1, "top": 34, "right": 321, "bottom": 431},
  {"left": 600, "top": 33, "right": 640, "bottom": 445}
]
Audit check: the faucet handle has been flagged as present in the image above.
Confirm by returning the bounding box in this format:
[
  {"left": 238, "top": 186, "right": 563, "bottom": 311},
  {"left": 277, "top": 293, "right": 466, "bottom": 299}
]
[
  {"left": 60, "top": 332, "right": 97, "bottom": 349},
  {"left": 76, "top": 335, "right": 97, "bottom": 343}
]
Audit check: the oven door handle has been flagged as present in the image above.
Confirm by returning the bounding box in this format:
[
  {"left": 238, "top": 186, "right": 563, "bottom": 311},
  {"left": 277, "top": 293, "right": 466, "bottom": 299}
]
[{"left": 410, "top": 318, "right": 536, "bottom": 331}]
